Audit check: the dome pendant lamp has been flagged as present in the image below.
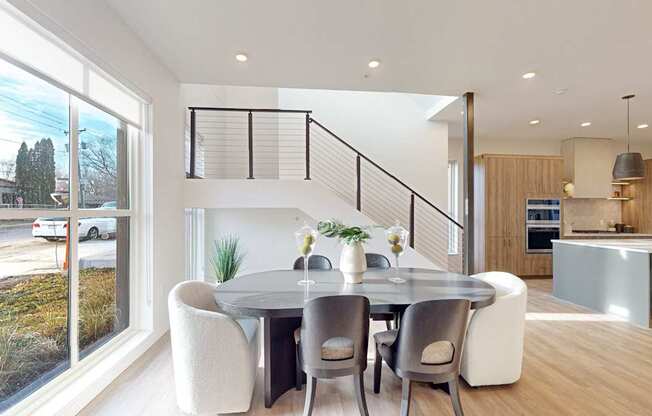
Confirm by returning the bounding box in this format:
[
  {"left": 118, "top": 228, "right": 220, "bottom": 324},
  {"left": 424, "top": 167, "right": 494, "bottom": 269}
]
[{"left": 613, "top": 94, "right": 646, "bottom": 181}]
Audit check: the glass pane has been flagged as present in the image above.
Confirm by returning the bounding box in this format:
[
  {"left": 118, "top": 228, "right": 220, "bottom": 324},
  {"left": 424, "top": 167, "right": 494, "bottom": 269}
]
[
  {"left": 0, "top": 218, "right": 70, "bottom": 411},
  {"left": 0, "top": 58, "right": 70, "bottom": 209},
  {"left": 78, "top": 216, "right": 129, "bottom": 359},
  {"left": 77, "top": 99, "right": 129, "bottom": 209}
]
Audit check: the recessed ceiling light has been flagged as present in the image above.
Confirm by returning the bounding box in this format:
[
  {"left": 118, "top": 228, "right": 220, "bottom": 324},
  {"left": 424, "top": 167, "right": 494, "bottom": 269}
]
[
  {"left": 581, "top": 122, "right": 592, "bottom": 127},
  {"left": 368, "top": 59, "right": 380, "bottom": 69},
  {"left": 554, "top": 88, "right": 568, "bottom": 95},
  {"left": 529, "top": 119, "right": 541, "bottom": 125},
  {"left": 637, "top": 123, "right": 649, "bottom": 129},
  {"left": 522, "top": 72, "right": 536, "bottom": 79},
  {"left": 235, "top": 53, "right": 248, "bottom": 62}
]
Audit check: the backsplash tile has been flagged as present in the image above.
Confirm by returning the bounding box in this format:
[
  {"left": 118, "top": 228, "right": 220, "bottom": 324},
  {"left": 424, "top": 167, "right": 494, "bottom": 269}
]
[{"left": 563, "top": 199, "right": 622, "bottom": 233}]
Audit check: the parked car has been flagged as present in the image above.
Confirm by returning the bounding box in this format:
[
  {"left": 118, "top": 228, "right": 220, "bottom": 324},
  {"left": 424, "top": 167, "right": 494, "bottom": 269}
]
[{"left": 32, "top": 217, "right": 117, "bottom": 241}]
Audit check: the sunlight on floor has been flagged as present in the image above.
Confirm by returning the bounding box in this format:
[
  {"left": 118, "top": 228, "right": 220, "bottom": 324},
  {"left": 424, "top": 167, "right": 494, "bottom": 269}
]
[{"left": 525, "top": 312, "right": 627, "bottom": 322}]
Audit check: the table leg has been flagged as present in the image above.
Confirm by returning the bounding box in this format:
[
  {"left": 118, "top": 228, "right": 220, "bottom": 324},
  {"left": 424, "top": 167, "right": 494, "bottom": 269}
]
[{"left": 263, "top": 316, "right": 302, "bottom": 408}]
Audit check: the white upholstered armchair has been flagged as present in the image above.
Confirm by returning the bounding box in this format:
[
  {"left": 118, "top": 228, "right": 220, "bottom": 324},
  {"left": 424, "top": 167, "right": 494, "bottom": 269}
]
[
  {"left": 168, "top": 281, "right": 260, "bottom": 415},
  {"left": 461, "top": 272, "right": 527, "bottom": 387}
]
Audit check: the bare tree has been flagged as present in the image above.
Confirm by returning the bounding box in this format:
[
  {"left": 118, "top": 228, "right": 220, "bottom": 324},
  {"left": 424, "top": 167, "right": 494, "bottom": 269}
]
[{"left": 0, "top": 159, "right": 16, "bottom": 180}]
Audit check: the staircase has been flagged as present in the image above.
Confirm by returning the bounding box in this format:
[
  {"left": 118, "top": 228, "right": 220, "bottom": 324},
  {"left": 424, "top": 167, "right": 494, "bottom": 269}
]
[{"left": 185, "top": 107, "right": 464, "bottom": 273}]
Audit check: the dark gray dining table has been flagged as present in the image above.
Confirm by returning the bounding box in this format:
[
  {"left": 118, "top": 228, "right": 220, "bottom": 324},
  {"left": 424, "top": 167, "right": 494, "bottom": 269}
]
[{"left": 213, "top": 267, "right": 496, "bottom": 408}]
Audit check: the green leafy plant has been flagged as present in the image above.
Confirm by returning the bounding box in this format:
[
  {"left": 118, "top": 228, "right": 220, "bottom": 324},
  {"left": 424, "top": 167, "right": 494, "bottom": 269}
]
[
  {"left": 318, "top": 219, "right": 373, "bottom": 245},
  {"left": 210, "top": 235, "right": 245, "bottom": 283}
]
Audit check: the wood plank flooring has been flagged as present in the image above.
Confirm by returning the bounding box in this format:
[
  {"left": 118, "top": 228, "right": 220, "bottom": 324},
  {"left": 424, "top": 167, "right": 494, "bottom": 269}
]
[{"left": 78, "top": 279, "right": 652, "bottom": 415}]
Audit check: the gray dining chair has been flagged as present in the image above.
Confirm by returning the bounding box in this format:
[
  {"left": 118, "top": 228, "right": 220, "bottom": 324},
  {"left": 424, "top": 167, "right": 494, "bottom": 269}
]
[
  {"left": 294, "top": 295, "right": 370, "bottom": 416},
  {"left": 366, "top": 253, "right": 396, "bottom": 330},
  {"left": 373, "top": 299, "right": 471, "bottom": 416},
  {"left": 293, "top": 255, "right": 333, "bottom": 270}
]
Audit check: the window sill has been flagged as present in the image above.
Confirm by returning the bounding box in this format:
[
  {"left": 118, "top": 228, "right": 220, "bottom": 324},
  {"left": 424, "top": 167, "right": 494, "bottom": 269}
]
[{"left": 6, "top": 328, "right": 161, "bottom": 416}]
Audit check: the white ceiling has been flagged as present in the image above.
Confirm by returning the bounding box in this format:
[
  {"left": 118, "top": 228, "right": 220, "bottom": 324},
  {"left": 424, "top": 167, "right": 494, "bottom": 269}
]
[{"left": 106, "top": 0, "right": 652, "bottom": 144}]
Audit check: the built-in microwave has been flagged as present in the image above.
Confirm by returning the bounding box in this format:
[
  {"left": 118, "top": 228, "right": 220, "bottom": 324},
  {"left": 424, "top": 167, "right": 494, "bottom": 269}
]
[
  {"left": 526, "top": 198, "right": 561, "bottom": 224},
  {"left": 525, "top": 199, "right": 561, "bottom": 253}
]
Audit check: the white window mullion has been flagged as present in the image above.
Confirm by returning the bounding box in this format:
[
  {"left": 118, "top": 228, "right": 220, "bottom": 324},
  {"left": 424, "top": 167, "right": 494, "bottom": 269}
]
[{"left": 69, "top": 96, "right": 80, "bottom": 366}]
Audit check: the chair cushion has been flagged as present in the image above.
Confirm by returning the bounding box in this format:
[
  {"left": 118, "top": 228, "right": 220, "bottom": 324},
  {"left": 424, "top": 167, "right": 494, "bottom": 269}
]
[
  {"left": 294, "top": 329, "right": 354, "bottom": 361},
  {"left": 321, "top": 337, "right": 354, "bottom": 361},
  {"left": 373, "top": 329, "right": 398, "bottom": 347},
  {"left": 421, "top": 341, "right": 454, "bottom": 365}
]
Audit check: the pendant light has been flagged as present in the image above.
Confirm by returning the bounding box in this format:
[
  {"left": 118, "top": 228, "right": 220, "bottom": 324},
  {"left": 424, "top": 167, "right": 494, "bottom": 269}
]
[{"left": 613, "top": 94, "right": 646, "bottom": 181}]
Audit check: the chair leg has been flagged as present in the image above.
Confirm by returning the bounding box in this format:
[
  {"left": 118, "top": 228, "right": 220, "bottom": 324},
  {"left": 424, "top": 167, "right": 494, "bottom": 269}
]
[
  {"left": 385, "top": 319, "right": 392, "bottom": 330},
  {"left": 448, "top": 377, "right": 465, "bottom": 416},
  {"left": 354, "top": 372, "right": 369, "bottom": 416},
  {"left": 373, "top": 344, "right": 382, "bottom": 394},
  {"left": 400, "top": 378, "right": 412, "bottom": 416},
  {"left": 295, "top": 344, "right": 302, "bottom": 391},
  {"left": 303, "top": 376, "right": 317, "bottom": 416}
]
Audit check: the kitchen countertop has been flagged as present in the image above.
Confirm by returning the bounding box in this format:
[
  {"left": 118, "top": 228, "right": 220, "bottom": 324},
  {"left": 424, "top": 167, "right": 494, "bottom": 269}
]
[
  {"left": 553, "top": 239, "right": 652, "bottom": 253},
  {"left": 562, "top": 232, "right": 652, "bottom": 239}
]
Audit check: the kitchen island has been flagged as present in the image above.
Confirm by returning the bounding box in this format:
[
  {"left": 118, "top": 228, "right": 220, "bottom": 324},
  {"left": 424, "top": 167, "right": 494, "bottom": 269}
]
[{"left": 553, "top": 239, "right": 652, "bottom": 327}]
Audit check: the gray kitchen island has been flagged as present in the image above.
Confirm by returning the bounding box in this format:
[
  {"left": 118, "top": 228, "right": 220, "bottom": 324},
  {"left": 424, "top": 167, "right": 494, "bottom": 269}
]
[{"left": 553, "top": 239, "right": 652, "bottom": 327}]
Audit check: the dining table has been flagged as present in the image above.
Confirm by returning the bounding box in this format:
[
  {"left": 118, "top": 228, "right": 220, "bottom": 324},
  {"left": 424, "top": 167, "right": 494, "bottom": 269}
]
[{"left": 213, "top": 267, "right": 496, "bottom": 408}]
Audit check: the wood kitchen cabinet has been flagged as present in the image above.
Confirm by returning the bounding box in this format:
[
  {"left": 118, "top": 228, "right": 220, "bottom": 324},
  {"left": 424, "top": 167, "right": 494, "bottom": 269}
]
[
  {"left": 623, "top": 159, "right": 652, "bottom": 233},
  {"left": 475, "top": 154, "right": 563, "bottom": 276}
]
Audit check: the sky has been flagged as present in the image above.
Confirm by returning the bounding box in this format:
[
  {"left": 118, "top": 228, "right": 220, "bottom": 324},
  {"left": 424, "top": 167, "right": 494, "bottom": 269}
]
[{"left": 0, "top": 59, "right": 119, "bottom": 181}]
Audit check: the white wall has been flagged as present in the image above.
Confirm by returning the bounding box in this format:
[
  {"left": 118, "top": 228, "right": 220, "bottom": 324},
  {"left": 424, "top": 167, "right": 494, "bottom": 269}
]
[
  {"left": 185, "top": 179, "right": 441, "bottom": 272},
  {"left": 202, "top": 208, "right": 433, "bottom": 278},
  {"left": 9, "top": 0, "right": 184, "bottom": 414},
  {"left": 279, "top": 88, "right": 449, "bottom": 207}
]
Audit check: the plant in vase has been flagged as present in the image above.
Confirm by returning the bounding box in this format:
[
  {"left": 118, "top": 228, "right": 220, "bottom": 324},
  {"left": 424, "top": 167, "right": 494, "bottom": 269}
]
[
  {"left": 385, "top": 221, "right": 409, "bottom": 283},
  {"left": 318, "top": 219, "right": 372, "bottom": 284},
  {"left": 210, "top": 235, "right": 245, "bottom": 283}
]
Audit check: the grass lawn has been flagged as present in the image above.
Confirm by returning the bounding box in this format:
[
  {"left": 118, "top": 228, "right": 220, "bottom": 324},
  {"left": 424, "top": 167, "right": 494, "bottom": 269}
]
[{"left": 0, "top": 268, "right": 117, "bottom": 404}]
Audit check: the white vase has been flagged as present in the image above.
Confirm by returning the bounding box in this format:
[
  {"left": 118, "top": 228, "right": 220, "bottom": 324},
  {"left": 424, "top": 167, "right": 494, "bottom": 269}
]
[{"left": 339, "top": 242, "right": 367, "bottom": 284}]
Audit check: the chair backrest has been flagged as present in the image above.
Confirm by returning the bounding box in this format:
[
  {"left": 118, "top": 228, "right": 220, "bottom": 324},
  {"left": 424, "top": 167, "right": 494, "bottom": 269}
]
[
  {"left": 471, "top": 272, "right": 526, "bottom": 299},
  {"left": 299, "top": 295, "right": 370, "bottom": 376},
  {"left": 365, "top": 253, "right": 391, "bottom": 269},
  {"left": 293, "top": 254, "right": 333, "bottom": 270},
  {"left": 394, "top": 299, "right": 470, "bottom": 379}
]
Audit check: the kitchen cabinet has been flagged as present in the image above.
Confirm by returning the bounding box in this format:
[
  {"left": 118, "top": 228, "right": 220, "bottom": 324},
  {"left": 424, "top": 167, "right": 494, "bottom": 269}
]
[
  {"left": 475, "top": 154, "right": 562, "bottom": 276},
  {"left": 562, "top": 138, "right": 615, "bottom": 198},
  {"left": 623, "top": 159, "right": 652, "bottom": 233}
]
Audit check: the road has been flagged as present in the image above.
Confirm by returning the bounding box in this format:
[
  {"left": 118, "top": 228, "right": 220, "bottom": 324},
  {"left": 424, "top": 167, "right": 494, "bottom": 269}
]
[{"left": 0, "top": 223, "right": 117, "bottom": 279}]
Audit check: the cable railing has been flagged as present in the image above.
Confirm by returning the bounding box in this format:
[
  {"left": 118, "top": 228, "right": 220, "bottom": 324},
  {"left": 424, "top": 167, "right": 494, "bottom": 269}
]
[{"left": 186, "top": 107, "right": 464, "bottom": 272}]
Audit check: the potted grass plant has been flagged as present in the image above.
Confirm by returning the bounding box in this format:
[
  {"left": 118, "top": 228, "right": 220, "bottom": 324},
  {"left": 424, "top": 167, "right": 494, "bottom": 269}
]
[
  {"left": 318, "top": 219, "right": 373, "bottom": 283},
  {"left": 209, "top": 235, "right": 245, "bottom": 283}
]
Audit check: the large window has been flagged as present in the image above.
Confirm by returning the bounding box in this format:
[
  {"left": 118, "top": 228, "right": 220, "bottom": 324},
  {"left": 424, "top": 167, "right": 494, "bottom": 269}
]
[{"left": 0, "top": 53, "right": 140, "bottom": 412}]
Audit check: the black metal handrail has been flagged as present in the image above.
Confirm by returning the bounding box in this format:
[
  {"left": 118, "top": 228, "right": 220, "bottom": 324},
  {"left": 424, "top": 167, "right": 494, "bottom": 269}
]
[
  {"left": 186, "top": 107, "right": 463, "bottom": 240},
  {"left": 309, "top": 119, "right": 463, "bottom": 229}
]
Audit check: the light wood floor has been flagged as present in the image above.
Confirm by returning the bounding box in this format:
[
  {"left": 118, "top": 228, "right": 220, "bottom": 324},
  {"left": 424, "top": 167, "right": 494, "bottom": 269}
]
[{"left": 78, "top": 280, "right": 652, "bottom": 415}]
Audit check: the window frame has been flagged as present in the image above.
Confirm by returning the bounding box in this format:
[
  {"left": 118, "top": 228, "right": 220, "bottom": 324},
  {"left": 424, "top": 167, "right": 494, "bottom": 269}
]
[
  {"left": 0, "top": 29, "right": 152, "bottom": 416},
  {"left": 448, "top": 160, "right": 459, "bottom": 255}
]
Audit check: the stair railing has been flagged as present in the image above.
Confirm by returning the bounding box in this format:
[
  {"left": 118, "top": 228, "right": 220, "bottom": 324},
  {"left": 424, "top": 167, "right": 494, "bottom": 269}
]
[{"left": 186, "top": 107, "right": 464, "bottom": 272}]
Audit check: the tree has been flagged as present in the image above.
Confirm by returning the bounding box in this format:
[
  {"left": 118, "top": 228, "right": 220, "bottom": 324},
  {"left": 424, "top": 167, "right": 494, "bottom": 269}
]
[
  {"left": 14, "top": 139, "right": 56, "bottom": 206},
  {"left": 15, "top": 142, "right": 30, "bottom": 200}
]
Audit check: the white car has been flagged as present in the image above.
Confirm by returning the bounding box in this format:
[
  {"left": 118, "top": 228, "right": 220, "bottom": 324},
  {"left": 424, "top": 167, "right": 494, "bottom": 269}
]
[{"left": 32, "top": 217, "right": 117, "bottom": 241}]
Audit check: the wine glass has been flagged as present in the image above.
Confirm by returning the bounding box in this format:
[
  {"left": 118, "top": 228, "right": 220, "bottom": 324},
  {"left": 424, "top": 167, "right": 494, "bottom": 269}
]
[
  {"left": 295, "top": 224, "right": 318, "bottom": 285},
  {"left": 385, "top": 221, "right": 409, "bottom": 283}
]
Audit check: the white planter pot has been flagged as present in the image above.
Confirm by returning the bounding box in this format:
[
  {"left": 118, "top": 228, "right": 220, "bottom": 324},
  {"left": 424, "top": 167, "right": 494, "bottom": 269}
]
[{"left": 339, "top": 242, "right": 367, "bottom": 284}]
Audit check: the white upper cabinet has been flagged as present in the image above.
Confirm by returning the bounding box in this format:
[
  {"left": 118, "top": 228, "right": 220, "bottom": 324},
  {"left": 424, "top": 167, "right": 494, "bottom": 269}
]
[{"left": 562, "top": 138, "right": 615, "bottom": 198}]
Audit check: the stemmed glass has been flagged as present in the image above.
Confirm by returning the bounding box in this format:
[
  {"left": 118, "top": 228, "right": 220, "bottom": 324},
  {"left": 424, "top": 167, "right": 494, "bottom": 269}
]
[
  {"left": 295, "top": 223, "right": 318, "bottom": 285},
  {"left": 385, "top": 221, "right": 409, "bottom": 284}
]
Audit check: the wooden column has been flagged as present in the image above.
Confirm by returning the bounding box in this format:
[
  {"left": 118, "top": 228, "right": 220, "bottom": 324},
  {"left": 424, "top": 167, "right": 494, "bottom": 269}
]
[{"left": 463, "top": 92, "right": 475, "bottom": 275}]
